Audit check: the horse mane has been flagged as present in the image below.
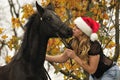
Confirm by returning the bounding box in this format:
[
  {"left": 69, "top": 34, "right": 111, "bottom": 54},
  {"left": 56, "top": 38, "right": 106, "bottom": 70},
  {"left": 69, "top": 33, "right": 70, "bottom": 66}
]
[
  {"left": 25, "top": 13, "right": 37, "bottom": 29},
  {"left": 12, "top": 13, "right": 40, "bottom": 61}
]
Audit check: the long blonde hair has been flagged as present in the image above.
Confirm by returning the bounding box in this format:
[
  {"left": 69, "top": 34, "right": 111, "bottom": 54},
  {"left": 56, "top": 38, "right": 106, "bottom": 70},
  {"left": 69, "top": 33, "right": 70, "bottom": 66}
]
[{"left": 71, "top": 33, "right": 90, "bottom": 63}]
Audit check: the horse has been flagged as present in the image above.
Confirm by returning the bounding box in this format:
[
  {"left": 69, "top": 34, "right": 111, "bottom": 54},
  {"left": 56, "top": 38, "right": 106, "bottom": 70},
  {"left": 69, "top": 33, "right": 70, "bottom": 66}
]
[{"left": 0, "top": 2, "right": 73, "bottom": 80}]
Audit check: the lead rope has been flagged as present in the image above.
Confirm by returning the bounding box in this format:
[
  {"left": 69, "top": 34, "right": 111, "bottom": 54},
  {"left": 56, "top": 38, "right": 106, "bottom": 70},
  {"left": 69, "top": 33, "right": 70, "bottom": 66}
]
[{"left": 44, "top": 67, "right": 52, "bottom": 80}]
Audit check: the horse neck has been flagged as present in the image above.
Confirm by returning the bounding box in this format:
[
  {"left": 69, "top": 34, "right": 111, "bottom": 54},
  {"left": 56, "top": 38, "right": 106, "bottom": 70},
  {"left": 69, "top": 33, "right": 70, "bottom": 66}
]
[
  {"left": 29, "top": 36, "right": 48, "bottom": 67},
  {"left": 14, "top": 31, "right": 49, "bottom": 67}
]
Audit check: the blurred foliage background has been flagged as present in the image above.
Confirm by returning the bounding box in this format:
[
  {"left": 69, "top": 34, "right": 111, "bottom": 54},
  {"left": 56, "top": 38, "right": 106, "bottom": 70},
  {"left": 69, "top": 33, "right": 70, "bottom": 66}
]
[{"left": 0, "top": 0, "right": 119, "bottom": 80}]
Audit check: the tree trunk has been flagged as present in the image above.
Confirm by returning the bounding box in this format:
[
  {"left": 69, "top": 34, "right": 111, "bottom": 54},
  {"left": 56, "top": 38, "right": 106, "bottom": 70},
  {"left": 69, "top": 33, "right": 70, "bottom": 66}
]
[{"left": 113, "top": 1, "right": 120, "bottom": 61}]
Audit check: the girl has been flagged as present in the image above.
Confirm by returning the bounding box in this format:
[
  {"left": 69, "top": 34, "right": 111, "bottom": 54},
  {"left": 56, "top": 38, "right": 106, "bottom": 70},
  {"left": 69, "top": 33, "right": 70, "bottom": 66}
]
[{"left": 46, "top": 17, "right": 120, "bottom": 80}]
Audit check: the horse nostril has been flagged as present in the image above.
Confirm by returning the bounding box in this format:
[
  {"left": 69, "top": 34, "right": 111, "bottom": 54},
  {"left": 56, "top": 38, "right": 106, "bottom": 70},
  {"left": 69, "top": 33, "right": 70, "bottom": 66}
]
[{"left": 67, "top": 28, "right": 73, "bottom": 36}]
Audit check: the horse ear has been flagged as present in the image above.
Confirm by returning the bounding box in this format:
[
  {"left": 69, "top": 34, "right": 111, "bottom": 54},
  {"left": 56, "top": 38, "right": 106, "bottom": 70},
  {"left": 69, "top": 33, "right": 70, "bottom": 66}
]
[
  {"left": 36, "top": 1, "right": 44, "bottom": 16},
  {"left": 46, "top": 3, "right": 55, "bottom": 11}
]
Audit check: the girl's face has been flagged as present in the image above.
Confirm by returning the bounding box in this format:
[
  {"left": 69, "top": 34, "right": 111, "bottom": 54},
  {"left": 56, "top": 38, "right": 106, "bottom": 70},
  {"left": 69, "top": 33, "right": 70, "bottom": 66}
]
[{"left": 73, "top": 25, "right": 83, "bottom": 38}]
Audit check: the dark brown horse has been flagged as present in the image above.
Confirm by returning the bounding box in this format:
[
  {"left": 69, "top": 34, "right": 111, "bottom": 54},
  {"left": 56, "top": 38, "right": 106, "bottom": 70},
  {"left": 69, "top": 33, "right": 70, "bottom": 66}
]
[{"left": 0, "top": 2, "right": 73, "bottom": 80}]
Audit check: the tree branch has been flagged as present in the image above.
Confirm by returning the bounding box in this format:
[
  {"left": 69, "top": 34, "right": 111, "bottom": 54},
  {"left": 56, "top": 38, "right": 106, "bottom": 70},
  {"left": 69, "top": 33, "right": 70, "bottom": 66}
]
[
  {"left": 0, "top": 40, "right": 5, "bottom": 55},
  {"left": 48, "top": 62, "right": 82, "bottom": 80}
]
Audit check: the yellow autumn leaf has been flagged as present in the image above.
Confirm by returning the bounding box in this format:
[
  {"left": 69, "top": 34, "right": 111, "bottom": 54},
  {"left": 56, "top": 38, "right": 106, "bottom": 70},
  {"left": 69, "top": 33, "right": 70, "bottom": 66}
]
[
  {"left": 11, "top": 36, "right": 18, "bottom": 43},
  {"left": 93, "top": 9, "right": 98, "bottom": 14},
  {"left": 22, "top": 4, "right": 35, "bottom": 19},
  {"left": 102, "top": 0, "right": 107, "bottom": 5},
  {"left": 11, "top": 17, "right": 21, "bottom": 28},
  {"left": 110, "top": 26, "right": 115, "bottom": 30},
  {"left": 109, "top": 52, "right": 114, "bottom": 59},
  {"left": 55, "top": 38, "right": 61, "bottom": 44},
  {"left": 106, "top": 41, "right": 116, "bottom": 49},
  {"left": 99, "top": 14, "right": 103, "bottom": 19},
  {"left": 103, "top": 13, "right": 109, "bottom": 19},
  {"left": 21, "top": 19, "right": 25, "bottom": 24},
  {"left": 1, "top": 35, "right": 8, "bottom": 39},
  {"left": 41, "top": 0, "right": 50, "bottom": 6},
  {"left": 103, "top": 22, "right": 108, "bottom": 26},
  {"left": 7, "top": 40, "right": 13, "bottom": 50},
  {"left": 82, "top": 0, "right": 88, "bottom": 10},
  {"left": 47, "top": 38, "right": 55, "bottom": 47},
  {"left": 97, "top": 9, "right": 102, "bottom": 15},
  {"left": 64, "top": 62, "right": 72, "bottom": 70},
  {"left": 7, "top": 36, "right": 19, "bottom": 50},
  {"left": 51, "top": 48, "right": 60, "bottom": 55},
  {"left": 5, "top": 55, "right": 12, "bottom": 63},
  {"left": 71, "top": 63, "right": 80, "bottom": 69},
  {"left": 110, "top": 0, "right": 115, "bottom": 5},
  {"left": 0, "top": 27, "right": 4, "bottom": 34},
  {"left": 58, "top": 63, "right": 64, "bottom": 68}
]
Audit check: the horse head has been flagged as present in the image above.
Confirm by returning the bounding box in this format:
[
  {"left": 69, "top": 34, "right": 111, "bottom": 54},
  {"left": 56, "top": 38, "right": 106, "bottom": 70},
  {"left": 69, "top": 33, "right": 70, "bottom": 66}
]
[{"left": 36, "top": 2, "right": 73, "bottom": 38}]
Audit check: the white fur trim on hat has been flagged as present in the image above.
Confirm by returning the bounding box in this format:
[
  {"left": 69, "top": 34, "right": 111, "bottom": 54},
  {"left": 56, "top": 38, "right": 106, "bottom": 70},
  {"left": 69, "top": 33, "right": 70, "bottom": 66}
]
[
  {"left": 74, "top": 17, "right": 92, "bottom": 36},
  {"left": 90, "top": 33, "right": 98, "bottom": 41}
]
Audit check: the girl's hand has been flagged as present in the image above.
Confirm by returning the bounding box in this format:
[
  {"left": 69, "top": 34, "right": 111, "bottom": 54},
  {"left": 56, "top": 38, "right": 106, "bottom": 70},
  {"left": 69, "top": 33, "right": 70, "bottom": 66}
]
[{"left": 64, "top": 49, "right": 77, "bottom": 59}]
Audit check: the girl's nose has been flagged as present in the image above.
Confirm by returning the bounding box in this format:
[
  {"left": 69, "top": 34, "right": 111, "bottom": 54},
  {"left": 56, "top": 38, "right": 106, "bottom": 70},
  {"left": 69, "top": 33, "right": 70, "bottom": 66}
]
[
  {"left": 72, "top": 28, "right": 75, "bottom": 31},
  {"left": 73, "top": 27, "right": 76, "bottom": 31}
]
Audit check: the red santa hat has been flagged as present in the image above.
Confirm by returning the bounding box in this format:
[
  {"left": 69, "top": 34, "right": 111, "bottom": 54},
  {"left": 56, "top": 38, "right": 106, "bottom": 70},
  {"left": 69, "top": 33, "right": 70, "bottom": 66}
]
[{"left": 74, "top": 17, "right": 100, "bottom": 41}]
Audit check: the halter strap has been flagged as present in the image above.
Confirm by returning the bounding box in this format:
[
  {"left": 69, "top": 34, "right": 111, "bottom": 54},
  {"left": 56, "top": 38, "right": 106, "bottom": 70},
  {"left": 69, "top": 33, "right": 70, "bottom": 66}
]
[{"left": 44, "top": 67, "right": 52, "bottom": 80}]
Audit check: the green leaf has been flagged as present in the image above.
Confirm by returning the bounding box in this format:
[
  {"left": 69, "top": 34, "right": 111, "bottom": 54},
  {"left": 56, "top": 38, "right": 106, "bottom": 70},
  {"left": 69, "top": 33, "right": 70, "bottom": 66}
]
[{"left": 85, "top": 12, "right": 93, "bottom": 17}]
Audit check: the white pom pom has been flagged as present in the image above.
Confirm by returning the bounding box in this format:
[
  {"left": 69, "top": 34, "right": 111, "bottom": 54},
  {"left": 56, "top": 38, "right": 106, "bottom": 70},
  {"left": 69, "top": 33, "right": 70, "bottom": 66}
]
[{"left": 90, "top": 33, "right": 98, "bottom": 41}]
